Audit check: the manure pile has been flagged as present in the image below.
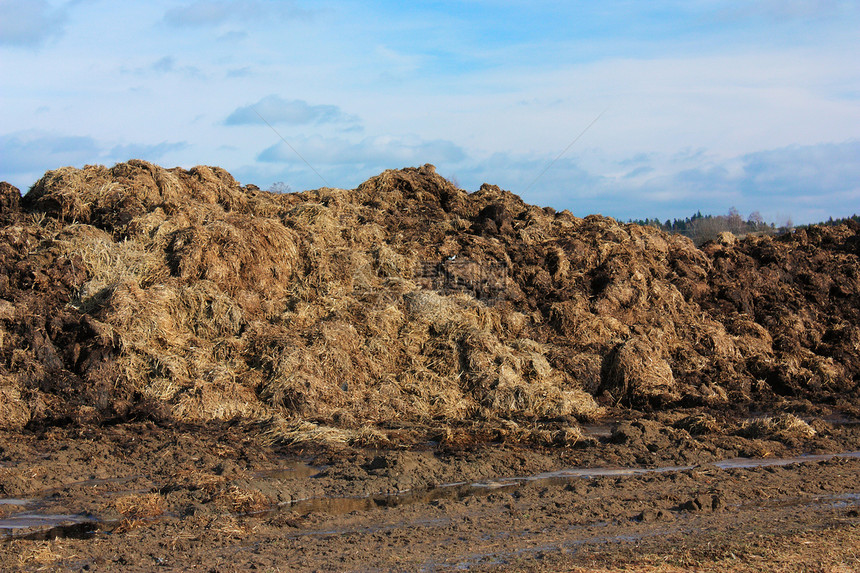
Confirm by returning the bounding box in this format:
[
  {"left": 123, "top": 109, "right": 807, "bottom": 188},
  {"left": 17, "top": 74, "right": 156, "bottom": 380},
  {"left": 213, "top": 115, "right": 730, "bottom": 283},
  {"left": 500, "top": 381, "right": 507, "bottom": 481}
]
[{"left": 0, "top": 161, "right": 858, "bottom": 444}]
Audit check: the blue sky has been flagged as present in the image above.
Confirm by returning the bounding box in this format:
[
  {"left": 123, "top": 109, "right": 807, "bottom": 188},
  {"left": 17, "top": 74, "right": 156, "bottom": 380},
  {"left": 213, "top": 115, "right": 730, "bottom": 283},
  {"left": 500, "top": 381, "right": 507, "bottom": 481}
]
[{"left": 1, "top": 1, "right": 858, "bottom": 224}]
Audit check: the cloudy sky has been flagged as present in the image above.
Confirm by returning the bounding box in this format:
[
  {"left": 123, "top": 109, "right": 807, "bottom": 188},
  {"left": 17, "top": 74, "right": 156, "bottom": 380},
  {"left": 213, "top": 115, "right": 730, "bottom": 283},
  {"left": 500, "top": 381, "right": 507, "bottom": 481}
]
[{"left": 2, "top": 1, "right": 858, "bottom": 224}]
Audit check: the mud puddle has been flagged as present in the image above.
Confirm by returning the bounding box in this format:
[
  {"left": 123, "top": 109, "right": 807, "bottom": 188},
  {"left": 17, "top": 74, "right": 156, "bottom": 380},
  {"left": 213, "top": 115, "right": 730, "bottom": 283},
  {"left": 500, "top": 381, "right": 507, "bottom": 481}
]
[
  {"left": 828, "top": 493, "right": 860, "bottom": 508},
  {"left": 254, "top": 461, "right": 323, "bottom": 480},
  {"left": 0, "top": 476, "right": 151, "bottom": 540},
  {"left": 580, "top": 423, "right": 614, "bottom": 438},
  {"left": 470, "top": 451, "right": 860, "bottom": 489},
  {"left": 273, "top": 450, "right": 860, "bottom": 519},
  {"left": 711, "top": 451, "right": 860, "bottom": 470},
  {"left": 0, "top": 513, "right": 102, "bottom": 541},
  {"left": 3, "top": 451, "right": 857, "bottom": 543}
]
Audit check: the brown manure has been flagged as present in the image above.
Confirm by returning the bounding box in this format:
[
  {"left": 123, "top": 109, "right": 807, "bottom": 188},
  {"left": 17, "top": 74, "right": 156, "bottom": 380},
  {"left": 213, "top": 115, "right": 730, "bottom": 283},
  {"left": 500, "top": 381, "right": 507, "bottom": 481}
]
[
  {"left": 738, "top": 413, "right": 817, "bottom": 443},
  {"left": 600, "top": 337, "right": 678, "bottom": 406},
  {"left": 113, "top": 493, "right": 167, "bottom": 520},
  {"left": 0, "top": 159, "right": 857, "bottom": 445}
]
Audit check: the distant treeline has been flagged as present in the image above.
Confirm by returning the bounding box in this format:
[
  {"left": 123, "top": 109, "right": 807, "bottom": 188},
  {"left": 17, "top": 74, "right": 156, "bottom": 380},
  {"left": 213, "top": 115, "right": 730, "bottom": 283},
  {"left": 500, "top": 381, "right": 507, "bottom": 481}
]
[
  {"left": 796, "top": 214, "right": 860, "bottom": 230},
  {"left": 629, "top": 209, "right": 860, "bottom": 246}
]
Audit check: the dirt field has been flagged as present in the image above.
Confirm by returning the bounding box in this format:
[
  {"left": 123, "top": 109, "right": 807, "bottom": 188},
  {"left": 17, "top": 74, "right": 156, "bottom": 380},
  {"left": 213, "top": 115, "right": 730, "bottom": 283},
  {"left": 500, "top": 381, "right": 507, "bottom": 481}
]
[
  {"left": 1, "top": 420, "right": 858, "bottom": 571},
  {"left": 1, "top": 162, "right": 858, "bottom": 570}
]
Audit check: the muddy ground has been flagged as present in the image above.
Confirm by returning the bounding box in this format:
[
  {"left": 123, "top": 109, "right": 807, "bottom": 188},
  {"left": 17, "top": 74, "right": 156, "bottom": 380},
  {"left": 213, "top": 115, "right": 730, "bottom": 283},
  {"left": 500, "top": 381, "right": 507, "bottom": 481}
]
[
  {"left": 1, "top": 162, "right": 859, "bottom": 570},
  {"left": 1, "top": 417, "right": 858, "bottom": 571}
]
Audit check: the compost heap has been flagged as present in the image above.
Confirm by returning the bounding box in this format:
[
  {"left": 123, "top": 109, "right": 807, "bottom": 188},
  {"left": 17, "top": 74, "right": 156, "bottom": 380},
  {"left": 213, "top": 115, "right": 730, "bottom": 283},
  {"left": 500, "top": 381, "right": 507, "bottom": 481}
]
[{"left": 1, "top": 161, "right": 858, "bottom": 446}]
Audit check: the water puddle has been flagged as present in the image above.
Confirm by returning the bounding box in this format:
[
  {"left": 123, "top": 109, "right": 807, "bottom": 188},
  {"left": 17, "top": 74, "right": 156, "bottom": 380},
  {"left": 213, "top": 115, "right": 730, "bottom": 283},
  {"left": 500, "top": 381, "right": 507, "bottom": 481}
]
[
  {"left": 0, "top": 476, "right": 147, "bottom": 540},
  {"left": 0, "top": 499, "right": 31, "bottom": 506},
  {"left": 828, "top": 492, "right": 860, "bottom": 508},
  {"left": 472, "top": 452, "right": 860, "bottom": 490},
  {"left": 255, "top": 462, "right": 322, "bottom": 480},
  {"left": 0, "top": 513, "right": 101, "bottom": 541},
  {"left": 277, "top": 451, "right": 860, "bottom": 518},
  {"left": 3, "top": 450, "right": 857, "bottom": 540},
  {"left": 477, "top": 464, "right": 695, "bottom": 487},
  {"left": 711, "top": 451, "right": 860, "bottom": 470},
  {"left": 580, "top": 424, "right": 614, "bottom": 438}
]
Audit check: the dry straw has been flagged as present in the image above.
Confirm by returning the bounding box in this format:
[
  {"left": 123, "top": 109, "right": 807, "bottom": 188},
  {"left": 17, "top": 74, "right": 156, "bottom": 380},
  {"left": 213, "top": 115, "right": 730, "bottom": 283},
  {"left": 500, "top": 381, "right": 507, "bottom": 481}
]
[
  {"left": 113, "top": 493, "right": 167, "bottom": 520},
  {"left": 739, "top": 413, "right": 816, "bottom": 442}
]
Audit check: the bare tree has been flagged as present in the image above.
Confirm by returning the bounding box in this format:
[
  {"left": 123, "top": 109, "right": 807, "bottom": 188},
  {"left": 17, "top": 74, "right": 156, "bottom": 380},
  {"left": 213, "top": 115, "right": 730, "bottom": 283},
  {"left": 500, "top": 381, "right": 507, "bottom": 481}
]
[
  {"left": 748, "top": 211, "right": 764, "bottom": 228},
  {"left": 727, "top": 207, "right": 744, "bottom": 235}
]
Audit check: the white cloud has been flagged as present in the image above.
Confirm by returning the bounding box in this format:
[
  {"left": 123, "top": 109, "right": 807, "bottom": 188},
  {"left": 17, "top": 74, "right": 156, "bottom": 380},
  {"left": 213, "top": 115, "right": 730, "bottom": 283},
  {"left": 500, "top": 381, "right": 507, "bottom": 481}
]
[
  {"left": 739, "top": 140, "right": 860, "bottom": 197},
  {"left": 163, "top": 0, "right": 313, "bottom": 27},
  {"left": 225, "top": 95, "right": 358, "bottom": 126},
  {"left": 116, "top": 56, "right": 205, "bottom": 78},
  {"left": 109, "top": 141, "right": 189, "bottom": 162},
  {"left": 421, "top": 139, "right": 860, "bottom": 225},
  {"left": 226, "top": 67, "right": 251, "bottom": 78},
  {"left": 0, "top": 0, "right": 68, "bottom": 47},
  {"left": 257, "top": 134, "right": 467, "bottom": 166},
  {"left": 1, "top": 2, "right": 856, "bottom": 227},
  {"left": 0, "top": 131, "right": 189, "bottom": 191},
  {"left": 151, "top": 56, "right": 176, "bottom": 73},
  {"left": 217, "top": 30, "right": 248, "bottom": 43},
  {"left": 0, "top": 130, "right": 99, "bottom": 173}
]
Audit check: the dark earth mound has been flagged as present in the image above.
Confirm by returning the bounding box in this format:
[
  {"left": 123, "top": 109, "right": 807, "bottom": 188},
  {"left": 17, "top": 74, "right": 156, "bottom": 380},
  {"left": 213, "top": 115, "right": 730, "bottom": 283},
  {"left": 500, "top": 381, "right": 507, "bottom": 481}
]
[
  {"left": 1, "top": 161, "right": 857, "bottom": 440},
  {"left": 1, "top": 161, "right": 859, "bottom": 570}
]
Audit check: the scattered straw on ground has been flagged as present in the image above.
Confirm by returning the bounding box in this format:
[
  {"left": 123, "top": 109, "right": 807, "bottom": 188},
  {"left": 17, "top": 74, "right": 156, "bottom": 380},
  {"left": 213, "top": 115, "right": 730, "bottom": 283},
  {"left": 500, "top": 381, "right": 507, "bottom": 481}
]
[{"left": 112, "top": 492, "right": 167, "bottom": 520}]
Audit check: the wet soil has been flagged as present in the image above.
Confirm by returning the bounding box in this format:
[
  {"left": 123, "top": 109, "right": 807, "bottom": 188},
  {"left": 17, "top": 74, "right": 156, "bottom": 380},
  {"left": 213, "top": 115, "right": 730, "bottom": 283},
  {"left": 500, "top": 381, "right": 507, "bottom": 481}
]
[{"left": 1, "top": 420, "right": 858, "bottom": 571}]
